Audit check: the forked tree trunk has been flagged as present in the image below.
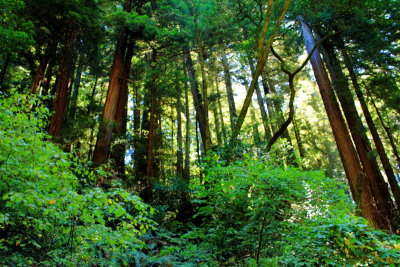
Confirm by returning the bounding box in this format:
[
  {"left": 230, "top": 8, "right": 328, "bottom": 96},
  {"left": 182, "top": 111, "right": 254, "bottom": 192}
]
[
  {"left": 48, "top": 29, "right": 78, "bottom": 137},
  {"left": 231, "top": 0, "right": 291, "bottom": 142},
  {"left": 299, "top": 17, "right": 387, "bottom": 230}
]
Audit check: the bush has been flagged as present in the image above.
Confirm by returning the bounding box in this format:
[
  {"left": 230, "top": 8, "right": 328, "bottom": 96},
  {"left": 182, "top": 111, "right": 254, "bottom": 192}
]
[
  {"left": 190, "top": 154, "right": 400, "bottom": 266},
  {"left": 0, "top": 93, "right": 154, "bottom": 265}
]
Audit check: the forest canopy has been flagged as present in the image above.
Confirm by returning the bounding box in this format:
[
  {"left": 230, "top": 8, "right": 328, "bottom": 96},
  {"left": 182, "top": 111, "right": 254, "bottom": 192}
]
[{"left": 1, "top": 0, "right": 400, "bottom": 265}]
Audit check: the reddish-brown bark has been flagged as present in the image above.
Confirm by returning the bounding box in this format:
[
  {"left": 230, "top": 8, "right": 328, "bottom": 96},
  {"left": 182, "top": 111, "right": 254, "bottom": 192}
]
[
  {"left": 300, "top": 17, "right": 387, "bottom": 230},
  {"left": 48, "top": 29, "right": 78, "bottom": 137},
  {"left": 92, "top": 0, "right": 133, "bottom": 165},
  {"left": 30, "top": 41, "right": 57, "bottom": 94}
]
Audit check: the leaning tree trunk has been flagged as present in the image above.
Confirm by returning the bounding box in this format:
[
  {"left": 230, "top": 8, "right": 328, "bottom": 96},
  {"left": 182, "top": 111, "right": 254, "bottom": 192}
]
[
  {"left": 231, "top": 0, "right": 291, "bottom": 142},
  {"left": 366, "top": 87, "right": 400, "bottom": 166},
  {"left": 48, "top": 28, "right": 78, "bottom": 138},
  {"left": 338, "top": 43, "right": 400, "bottom": 208},
  {"left": 320, "top": 39, "right": 396, "bottom": 217},
  {"left": 299, "top": 17, "right": 387, "bottom": 230}
]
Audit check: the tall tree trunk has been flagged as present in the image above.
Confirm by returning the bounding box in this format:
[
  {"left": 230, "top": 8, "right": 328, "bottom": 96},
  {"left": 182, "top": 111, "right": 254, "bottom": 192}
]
[
  {"left": 136, "top": 91, "right": 150, "bottom": 179},
  {"left": 111, "top": 37, "right": 135, "bottom": 175},
  {"left": 183, "top": 50, "right": 211, "bottom": 152},
  {"left": 261, "top": 72, "right": 278, "bottom": 132},
  {"left": 87, "top": 78, "right": 100, "bottom": 161},
  {"left": 184, "top": 80, "right": 191, "bottom": 180},
  {"left": 143, "top": 51, "right": 158, "bottom": 201},
  {"left": 299, "top": 17, "right": 387, "bottom": 230},
  {"left": 211, "top": 100, "right": 223, "bottom": 147},
  {"left": 92, "top": 0, "right": 132, "bottom": 165},
  {"left": 337, "top": 44, "right": 400, "bottom": 207},
  {"left": 220, "top": 47, "right": 237, "bottom": 129},
  {"left": 366, "top": 87, "right": 400, "bottom": 166},
  {"left": 48, "top": 28, "right": 78, "bottom": 138},
  {"left": 176, "top": 77, "right": 184, "bottom": 178},
  {"left": 243, "top": 81, "right": 261, "bottom": 144},
  {"left": 42, "top": 56, "right": 56, "bottom": 97},
  {"left": 293, "top": 115, "right": 305, "bottom": 158},
  {"left": 215, "top": 76, "right": 228, "bottom": 142},
  {"left": 247, "top": 56, "right": 272, "bottom": 141},
  {"left": 68, "top": 58, "right": 83, "bottom": 120},
  {"left": 0, "top": 53, "right": 11, "bottom": 92},
  {"left": 92, "top": 29, "right": 128, "bottom": 164},
  {"left": 320, "top": 39, "right": 396, "bottom": 217},
  {"left": 30, "top": 41, "right": 57, "bottom": 94}
]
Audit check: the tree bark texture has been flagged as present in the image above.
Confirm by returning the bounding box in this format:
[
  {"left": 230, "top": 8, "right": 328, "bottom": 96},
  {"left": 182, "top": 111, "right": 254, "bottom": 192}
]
[
  {"left": 184, "top": 79, "right": 191, "bottom": 180},
  {"left": 220, "top": 47, "right": 237, "bottom": 129},
  {"left": 92, "top": 0, "right": 133, "bottom": 165},
  {"left": 111, "top": 38, "right": 135, "bottom": 175},
  {"left": 30, "top": 41, "right": 57, "bottom": 94},
  {"left": 176, "top": 75, "right": 184, "bottom": 177},
  {"left": 321, "top": 39, "right": 396, "bottom": 219},
  {"left": 0, "top": 53, "right": 11, "bottom": 92},
  {"left": 68, "top": 59, "right": 83, "bottom": 120},
  {"left": 183, "top": 50, "right": 211, "bottom": 153},
  {"left": 300, "top": 17, "right": 388, "bottom": 230},
  {"left": 92, "top": 31, "right": 129, "bottom": 165},
  {"left": 338, "top": 43, "right": 400, "bottom": 208},
  {"left": 48, "top": 29, "right": 78, "bottom": 137},
  {"left": 247, "top": 56, "right": 272, "bottom": 141}
]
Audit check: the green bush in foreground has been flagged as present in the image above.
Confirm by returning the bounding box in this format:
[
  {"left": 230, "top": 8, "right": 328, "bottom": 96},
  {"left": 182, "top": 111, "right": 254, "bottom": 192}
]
[
  {"left": 0, "top": 93, "right": 155, "bottom": 266},
  {"left": 189, "top": 154, "right": 400, "bottom": 266}
]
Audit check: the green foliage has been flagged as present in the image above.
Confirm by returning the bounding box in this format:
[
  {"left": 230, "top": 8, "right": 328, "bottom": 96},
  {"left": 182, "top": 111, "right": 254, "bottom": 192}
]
[
  {"left": 188, "top": 154, "right": 400, "bottom": 265},
  {"left": 0, "top": 0, "right": 34, "bottom": 53},
  {"left": 275, "top": 217, "right": 400, "bottom": 266},
  {"left": 0, "top": 93, "right": 155, "bottom": 265}
]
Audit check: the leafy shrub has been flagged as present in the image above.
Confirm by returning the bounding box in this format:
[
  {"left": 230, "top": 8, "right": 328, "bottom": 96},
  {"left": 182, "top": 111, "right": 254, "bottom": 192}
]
[
  {"left": 191, "top": 154, "right": 309, "bottom": 262},
  {"left": 274, "top": 216, "right": 400, "bottom": 266},
  {"left": 190, "top": 154, "right": 400, "bottom": 266},
  {"left": 0, "top": 93, "right": 154, "bottom": 265}
]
